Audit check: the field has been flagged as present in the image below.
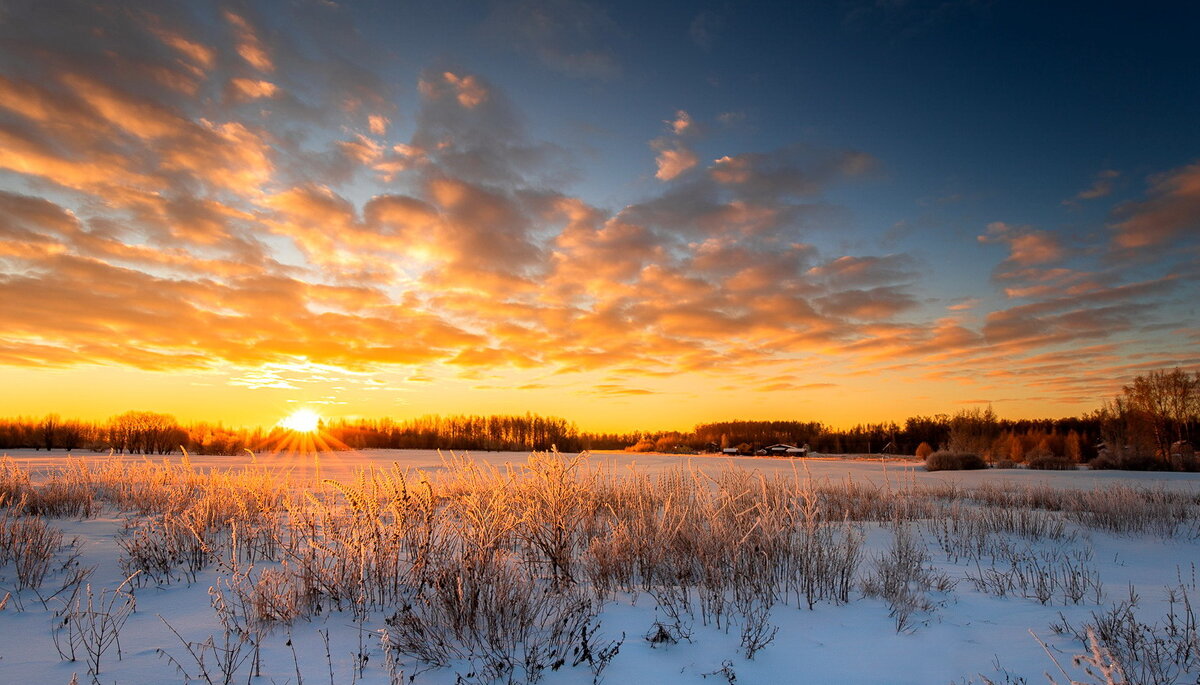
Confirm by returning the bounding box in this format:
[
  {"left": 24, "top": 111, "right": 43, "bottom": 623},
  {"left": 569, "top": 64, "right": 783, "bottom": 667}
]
[{"left": 0, "top": 449, "right": 1198, "bottom": 684}]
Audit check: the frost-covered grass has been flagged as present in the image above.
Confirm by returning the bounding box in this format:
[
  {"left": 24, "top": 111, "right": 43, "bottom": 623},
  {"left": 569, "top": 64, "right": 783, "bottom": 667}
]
[{"left": 0, "top": 450, "right": 1198, "bottom": 684}]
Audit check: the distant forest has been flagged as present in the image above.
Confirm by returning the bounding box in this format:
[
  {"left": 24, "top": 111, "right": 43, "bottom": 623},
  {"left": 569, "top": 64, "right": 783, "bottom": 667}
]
[
  {"left": 1, "top": 368, "right": 1196, "bottom": 469},
  {"left": 0, "top": 409, "right": 1099, "bottom": 458}
]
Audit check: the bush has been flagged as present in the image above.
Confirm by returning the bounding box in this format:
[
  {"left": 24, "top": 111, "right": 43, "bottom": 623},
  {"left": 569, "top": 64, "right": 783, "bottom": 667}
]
[
  {"left": 1027, "top": 455, "right": 1075, "bottom": 470},
  {"left": 959, "top": 453, "right": 987, "bottom": 470},
  {"left": 991, "top": 459, "right": 1017, "bottom": 469},
  {"left": 915, "top": 442, "right": 933, "bottom": 459},
  {"left": 1088, "top": 452, "right": 1168, "bottom": 471},
  {"left": 924, "top": 451, "right": 987, "bottom": 472}
]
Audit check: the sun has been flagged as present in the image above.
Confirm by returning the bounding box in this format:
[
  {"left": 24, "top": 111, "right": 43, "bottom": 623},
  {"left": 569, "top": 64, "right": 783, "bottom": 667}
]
[{"left": 279, "top": 408, "right": 321, "bottom": 433}]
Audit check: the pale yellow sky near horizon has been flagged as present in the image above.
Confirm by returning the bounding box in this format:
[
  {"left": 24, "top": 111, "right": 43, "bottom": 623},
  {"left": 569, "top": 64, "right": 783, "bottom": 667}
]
[{"left": 0, "top": 361, "right": 1114, "bottom": 433}]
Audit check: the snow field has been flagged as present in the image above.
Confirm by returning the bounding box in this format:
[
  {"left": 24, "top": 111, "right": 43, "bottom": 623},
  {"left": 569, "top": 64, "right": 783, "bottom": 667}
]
[{"left": 0, "top": 450, "right": 1197, "bottom": 684}]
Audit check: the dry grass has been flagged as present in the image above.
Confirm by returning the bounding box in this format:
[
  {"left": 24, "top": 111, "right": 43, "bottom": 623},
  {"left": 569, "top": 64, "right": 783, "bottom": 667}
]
[
  {"left": 861, "top": 522, "right": 955, "bottom": 632},
  {"left": 1050, "top": 580, "right": 1200, "bottom": 685},
  {"left": 51, "top": 574, "right": 138, "bottom": 679},
  {"left": 2, "top": 450, "right": 1199, "bottom": 682}
]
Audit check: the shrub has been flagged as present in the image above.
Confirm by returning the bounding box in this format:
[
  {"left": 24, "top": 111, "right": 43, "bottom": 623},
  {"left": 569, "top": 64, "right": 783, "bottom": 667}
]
[
  {"left": 991, "top": 459, "right": 1017, "bottom": 469},
  {"left": 924, "top": 451, "right": 986, "bottom": 472},
  {"left": 959, "top": 453, "right": 987, "bottom": 470},
  {"left": 1027, "top": 455, "right": 1075, "bottom": 471},
  {"left": 1088, "top": 453, "right": 1168, "bottom": 471},
  {"left": 924, "top": 451, "right": 956, "bottom": 471},
  {"left": 915, "top": 442, "right": 933, "bottom": 459}
]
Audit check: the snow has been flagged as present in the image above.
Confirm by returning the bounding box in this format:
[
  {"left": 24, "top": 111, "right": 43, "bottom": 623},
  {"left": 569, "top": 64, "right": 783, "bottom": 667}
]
[
  {"left": 1, "top": 449, "right": 1198, "bottom": 684},
  {"left": 7, "top": 447, "right": 1199, "bottom": 491}
]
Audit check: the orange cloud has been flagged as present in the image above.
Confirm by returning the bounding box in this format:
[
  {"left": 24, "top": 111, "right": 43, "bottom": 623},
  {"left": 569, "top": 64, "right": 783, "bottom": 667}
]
[
  {"left": 1070, "top": 169, "right": 1119, "bottom": 202},
  {"left": 222, "top": 9, "right": 274, "bottom": 72},
  {"left": 228, "top": 78, "right": 279, "bottom": 100},
  {"left": 145, "top": 21, "right": 216, "bottom": 75},
  {"left": 0, "top": 2, "right": 1194, "bottom": 428},
  {"left": 979, "top": 222, "right": 1064, "bottom": 266},
  {"left": 652, "top": 140, "right": 698, "bottom": 181},
  {"left": 442, "top": 72, "right": 488, "bottom": 108},
  {"left": 60, "top": 72, "right": 188, "bottom": 139},
  {"left": 669, "top": 110, "right": 693, "bottom": 135},
  {"left": 368, "top": 114, "right": 390, "bottom": 135},
  {"left": 421, "top": 72, "right": 489, "bottom": 109},
  {"left": 1111, "top": 162, "right": 1200, "bottom": 249}
]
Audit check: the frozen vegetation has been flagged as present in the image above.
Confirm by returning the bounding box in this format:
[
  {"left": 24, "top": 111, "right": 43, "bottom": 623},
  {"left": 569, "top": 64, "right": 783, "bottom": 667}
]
[{"left": 0, "top": 449, "right": 1198, "bottom": 684}]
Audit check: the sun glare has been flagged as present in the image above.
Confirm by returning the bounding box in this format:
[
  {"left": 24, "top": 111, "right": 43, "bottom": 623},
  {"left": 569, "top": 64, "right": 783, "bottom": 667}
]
[{"left": 279, "top": 408, "right": 321, "bottom": 433}]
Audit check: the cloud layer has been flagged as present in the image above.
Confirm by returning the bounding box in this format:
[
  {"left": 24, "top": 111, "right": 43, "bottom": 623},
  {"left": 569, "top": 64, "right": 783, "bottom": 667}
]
[{"left": 1, "top": 1, "right": 1196, "bottom": 423}]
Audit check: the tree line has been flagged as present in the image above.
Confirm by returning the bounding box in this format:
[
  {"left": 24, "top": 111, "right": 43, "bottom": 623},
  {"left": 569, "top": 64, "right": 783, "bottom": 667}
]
[
  {"left": 0, "top": 411, "right": 246, "bottom": 455},
  {"left": 1, "top": 368, "right": 1195, "bottom": 469},
  {"left": 622, "top": 411, "right": 1104, "bottom": 461},
  {"left": 0, "top": 412, "right": 611, "bottom": 455},
  {"left": 328, "top": 414, "right": 587, "bottom": 452}
]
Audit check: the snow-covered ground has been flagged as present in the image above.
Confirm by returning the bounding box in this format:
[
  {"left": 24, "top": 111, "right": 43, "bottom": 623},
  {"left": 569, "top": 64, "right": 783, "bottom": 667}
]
[
  {"left": 1, "top": 449, "right": 1198, "bottom": 684},
  {"left": 6, "top": 446, "right": 1199, "bottom": 490}
]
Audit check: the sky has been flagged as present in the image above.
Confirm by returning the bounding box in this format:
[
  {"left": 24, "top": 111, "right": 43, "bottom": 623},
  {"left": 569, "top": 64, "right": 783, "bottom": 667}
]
[{"left": 0, "top": 0, "right": 1198, "bottom": 432}]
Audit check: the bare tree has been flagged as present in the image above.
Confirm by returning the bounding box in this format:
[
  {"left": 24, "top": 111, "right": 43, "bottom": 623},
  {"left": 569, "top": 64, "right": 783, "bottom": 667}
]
[
  {"left": 947, "top": 406, "right": 1001, "bottom": 459},
  {"left": 106, "top": 411, "right": 185, "bottom": 454},
  {"left": 1122, "top": 369, "right": 1199, "bottom": 460},
  {"left": 39, "top": 414, "right": 59, "bottom": 451},
  {"left": 58, "top": 420, "right": 84, "bottom": 451}
]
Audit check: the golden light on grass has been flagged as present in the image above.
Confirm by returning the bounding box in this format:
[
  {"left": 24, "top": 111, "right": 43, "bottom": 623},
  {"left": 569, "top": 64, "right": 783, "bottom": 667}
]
[
  {"left": 279, "top": 408, "right": 321, "bottom": 433},
  {"left": 266, "top": 407, "right": 350, "bottom": 480}
]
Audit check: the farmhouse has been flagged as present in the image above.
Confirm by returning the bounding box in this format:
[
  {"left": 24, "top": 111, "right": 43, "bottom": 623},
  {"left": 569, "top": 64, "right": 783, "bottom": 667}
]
[{"left": 758, "top": 443, "right": 808, "bottom": 457}]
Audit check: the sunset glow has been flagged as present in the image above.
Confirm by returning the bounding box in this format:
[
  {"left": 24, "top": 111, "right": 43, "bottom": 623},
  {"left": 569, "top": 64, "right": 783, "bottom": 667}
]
[
  {"left": 0, "top": 2, "right": 1197, "bottom": 431},
  {"left": 279, "top": 409, "right": 321, "bottom": 434}
]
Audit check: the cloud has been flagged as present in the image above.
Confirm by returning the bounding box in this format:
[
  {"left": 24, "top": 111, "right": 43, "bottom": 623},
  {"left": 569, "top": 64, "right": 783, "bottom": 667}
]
[
  {"left": 418, "top": 71, "right": 490, "bottom": 109},
  {"left": 978, "top": 222, "right": 1077, "bottom": 300},
  {"left": 652, "top": 140, "right": 698, "bottom": 181},
  {"left": 0, "top": 1, "right": 1194, "bottom": 419},
  {"left": 668, "top": 110, "right": 693, "bottom": 136},
  {"left": 367, "top": 114, "right": 389, "bottom": 135},
  {"left": 980, "top": 277, "right": 1178, "bottom": 346},
  {"left": 689, "top": 11, "right": 722, "bottom": 50},
  {"left": 483, "top": 0, "right": 621, "bottom": 80},
  {"left": 412, "top": 69, "right": 567, "bottom": 186},
  {"left": 589, "top": 384, "right": 656, "bottom": 396},
  {"left": 449, "top": 347, "right": 540, "bottom": 368},
  {"left": 222, "top": 9, "right": 274, "bottom": 72},
  {"left": 228, "top": 78, "right": 278, "bottom": 100},
  {"left": 1111, "top": 161, "right": 1200, "bottom": 249},
  {"left": 808, "top": 254, "right": 917, "bottom": 288},
  {"left": 816, "top": 286, "right": 919, "bottom": 320},
  {"left": 0, "top": 248, "right": 477, "bottom": 373},
  {"left": 440, "top": 72, "right": 489, "bottom": 108},
  {"left": 979, "top": 221, "right": 1065, "bottom": 266},
  {"left": 711, "top": 145, "right": 876, "bottom": 201},
  {"left": 1068, "top": 169, "right": 1119, "bottom": 202},
  {"left": 141, "top": 15, "right": 216, "bottom": 84},
  {"left": 717, "top": 111, "right": 746, "bottom": 127}
]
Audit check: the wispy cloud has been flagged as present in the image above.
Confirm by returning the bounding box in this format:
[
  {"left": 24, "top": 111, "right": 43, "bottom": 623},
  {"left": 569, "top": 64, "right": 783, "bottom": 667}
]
[
  {"left": 483, "top": 0, "right": 621, "bottom": 80},
  {"left": 1111, "top": 162, "right": 1200, "bottom": 250}
]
